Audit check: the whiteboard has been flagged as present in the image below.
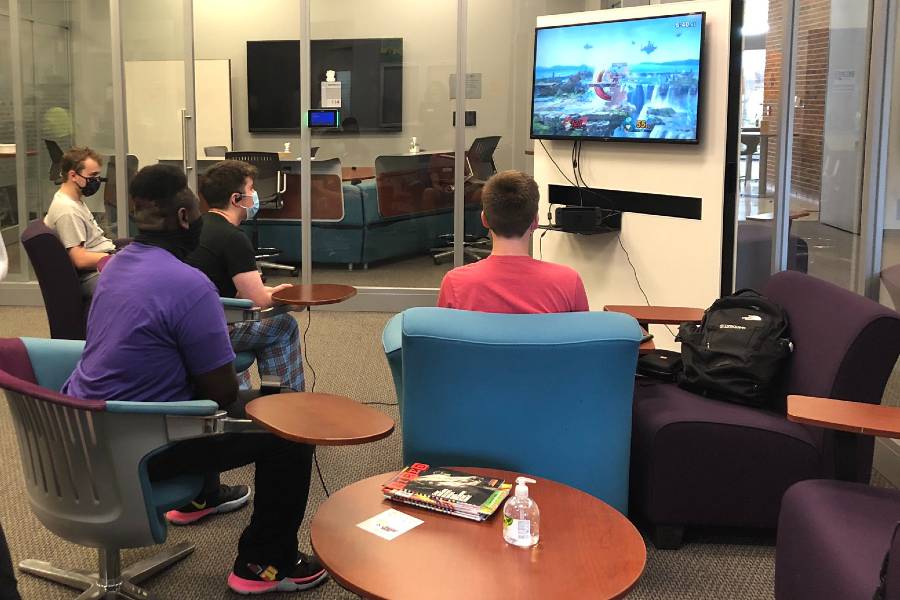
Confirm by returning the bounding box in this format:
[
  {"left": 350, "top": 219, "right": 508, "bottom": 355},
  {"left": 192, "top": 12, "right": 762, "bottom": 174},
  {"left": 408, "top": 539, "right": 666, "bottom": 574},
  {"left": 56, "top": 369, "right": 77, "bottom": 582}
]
[{"left": 124, "top": 59, "right": 232, "bottom": 169}]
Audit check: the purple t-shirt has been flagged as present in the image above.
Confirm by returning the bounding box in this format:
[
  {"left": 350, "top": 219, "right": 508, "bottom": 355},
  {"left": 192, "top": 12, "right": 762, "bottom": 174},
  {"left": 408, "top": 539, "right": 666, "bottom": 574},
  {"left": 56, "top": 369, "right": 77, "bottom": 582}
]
[{"left": 63, "top": 243, "right": 235, "bottom": 402}]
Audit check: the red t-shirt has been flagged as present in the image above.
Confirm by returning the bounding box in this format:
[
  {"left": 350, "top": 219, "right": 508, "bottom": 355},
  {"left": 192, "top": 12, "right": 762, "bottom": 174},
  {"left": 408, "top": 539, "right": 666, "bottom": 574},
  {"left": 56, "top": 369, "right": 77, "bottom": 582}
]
[{"left": 437, "top": 255, "right": 589, "bottom": 314}]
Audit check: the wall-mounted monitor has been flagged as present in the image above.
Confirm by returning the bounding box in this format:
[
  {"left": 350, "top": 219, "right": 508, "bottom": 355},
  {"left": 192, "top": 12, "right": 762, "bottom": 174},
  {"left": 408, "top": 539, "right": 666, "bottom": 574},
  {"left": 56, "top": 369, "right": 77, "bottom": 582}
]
[
  {"left": 247, "top": 38, "right": 403, "bottom": 134},
  {"left": 531, "top": 12, "right": 705, "bottom": 143}
]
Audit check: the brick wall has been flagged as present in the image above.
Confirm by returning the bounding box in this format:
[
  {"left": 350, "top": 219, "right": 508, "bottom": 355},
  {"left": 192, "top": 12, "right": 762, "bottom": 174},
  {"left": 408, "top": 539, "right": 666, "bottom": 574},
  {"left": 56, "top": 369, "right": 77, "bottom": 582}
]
[{"left": 761, "top": 0, "right": 831, "bottom": 203}]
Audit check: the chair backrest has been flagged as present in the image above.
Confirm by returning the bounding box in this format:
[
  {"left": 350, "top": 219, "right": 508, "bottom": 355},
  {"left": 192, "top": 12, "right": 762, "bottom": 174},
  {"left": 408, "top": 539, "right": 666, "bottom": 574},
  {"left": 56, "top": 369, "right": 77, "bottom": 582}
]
[
  {"left": 763, "top": 271, "right": 900, "bottom": 479},
  {"left": 374, "top": 153, "right": 452, "bottom": 218},
  {"left": 21, "top": 219, "right": 87, "bottom": 340},
  {"left": 103, "top": 153, "right": 139, "bottom": 208},
  {"left": 467, "top": 136, "right": 500, "bottom": 180},
  {"left": 393, "top": 307, "right": 642, "bottom": 513},
  {"left": 204, "top": 145, "right": 228, "bottom": 157},
  {"left": 0, "top": 337, "right": 197, "bottom": 549},
  {"left": 225, "top": 151, "right": 282, "bottom": 207},
  {"left": 44, "top": 139, "right": 64, "bottom": 184},
  {"left": 310, "top": 158, "right": 345, "bottom": 222}
]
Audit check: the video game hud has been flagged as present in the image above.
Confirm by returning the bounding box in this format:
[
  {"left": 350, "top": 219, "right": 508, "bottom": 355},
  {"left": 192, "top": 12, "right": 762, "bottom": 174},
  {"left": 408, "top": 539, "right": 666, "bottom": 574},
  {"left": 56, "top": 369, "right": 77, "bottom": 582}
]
[{"left": 532, "top": 13, "right": 704, "bottom": 142}]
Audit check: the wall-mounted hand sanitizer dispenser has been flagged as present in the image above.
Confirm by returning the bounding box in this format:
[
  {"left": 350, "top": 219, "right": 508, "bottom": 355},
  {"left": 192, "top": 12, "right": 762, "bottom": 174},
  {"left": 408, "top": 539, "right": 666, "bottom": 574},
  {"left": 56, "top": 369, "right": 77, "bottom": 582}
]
[{"left": 321, "top": 69, "right": 342, "bottom": 108}]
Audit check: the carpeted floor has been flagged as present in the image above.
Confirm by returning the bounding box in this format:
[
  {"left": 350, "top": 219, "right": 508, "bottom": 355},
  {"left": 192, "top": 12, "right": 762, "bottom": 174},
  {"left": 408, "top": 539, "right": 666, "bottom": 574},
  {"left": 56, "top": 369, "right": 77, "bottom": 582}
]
[{"left": 0, "top": 305, "right": 894, "bottom": 599}]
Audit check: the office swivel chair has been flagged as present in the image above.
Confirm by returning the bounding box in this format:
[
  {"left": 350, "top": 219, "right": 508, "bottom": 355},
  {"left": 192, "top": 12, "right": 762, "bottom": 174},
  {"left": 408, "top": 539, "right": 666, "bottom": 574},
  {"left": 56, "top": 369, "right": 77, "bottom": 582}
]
[
  {"left": 466, "top": 136, "right": 501, "bottom": 182},
  {"left": 103, "top": 154, "right": 139, "bottom": 233},
  {"left": 430, "top": 137, "right": 499, "bottom": 265},
  {"left": 44, "top": 139, "right": 64, "bottom": 185},
  {"left": 224, "top": 151, "right": 294, "bottom": 274},
  {"left": 0, "top": 336, "right": 264, "bottom": 600},
  {"left": 204, "top": 145, "right": 228, "bottom": 158}
]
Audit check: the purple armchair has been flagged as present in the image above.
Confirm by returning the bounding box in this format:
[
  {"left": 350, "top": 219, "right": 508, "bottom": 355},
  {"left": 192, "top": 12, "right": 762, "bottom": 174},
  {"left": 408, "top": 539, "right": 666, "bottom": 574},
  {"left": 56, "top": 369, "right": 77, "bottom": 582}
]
[
  {"left": 21, "top": 219, "right": 88, "bottom": 340},
  {"left": 775, "top": 395, "right": 900, "bottom": 599},
  {"left": 629, "top": 271, "right": 900, "bottom": 548}
]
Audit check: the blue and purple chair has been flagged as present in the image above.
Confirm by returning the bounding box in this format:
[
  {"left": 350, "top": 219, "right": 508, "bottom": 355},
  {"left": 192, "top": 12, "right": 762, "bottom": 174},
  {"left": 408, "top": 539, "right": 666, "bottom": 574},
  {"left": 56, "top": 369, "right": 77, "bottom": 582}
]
[{"left": 0, "top": 337, "right": 230, "bottom": 599}]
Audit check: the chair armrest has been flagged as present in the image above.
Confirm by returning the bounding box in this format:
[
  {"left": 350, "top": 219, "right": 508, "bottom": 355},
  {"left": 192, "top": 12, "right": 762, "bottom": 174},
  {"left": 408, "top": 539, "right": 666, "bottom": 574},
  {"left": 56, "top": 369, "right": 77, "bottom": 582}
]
[
  {"left": 382, "top": 313, "right": 402, "bottom": 355},
  {"left": 603, "top": 305, "right": 705, "bottom": 325},
  {"left": 106, "top": 399, "right": 220, "bottom": 415},
  {"left": 221, "top": 297, "right": 261, "bottom": 324},
  {"left": 259, "top": 304, "right": 293, "bottom": 319},
  {"left": 787, "top": 395, "right": 900, "bottom": 438}
]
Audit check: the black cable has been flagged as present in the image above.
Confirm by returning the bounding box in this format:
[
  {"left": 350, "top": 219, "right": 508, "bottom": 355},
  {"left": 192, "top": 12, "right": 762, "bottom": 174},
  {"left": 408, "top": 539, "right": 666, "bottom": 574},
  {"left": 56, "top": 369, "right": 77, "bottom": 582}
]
[
  {"left": 300, "top": 307, "right": 329, "bottom": 496},
  {"left": 617, "top": 234, "right": 677, "bottom": 339},
  {"left": 538, "top": 139, "right": 580, "bottom": 188},
  {"left": 302, "top": 306, "right": 316, "bottom": 393},
  {"left": 361, "top": 401, "right": 398, "bottom": 406},
  {"left": 313, "top": 449, "right": 330, "bottom": 497}
]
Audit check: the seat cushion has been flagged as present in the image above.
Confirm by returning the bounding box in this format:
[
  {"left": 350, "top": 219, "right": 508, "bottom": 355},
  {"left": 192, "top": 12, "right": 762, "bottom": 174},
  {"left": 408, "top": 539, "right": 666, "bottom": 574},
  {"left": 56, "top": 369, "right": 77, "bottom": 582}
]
[
  {"left": 234, "top": 351, "right": 255, "bottom": 374},
  {"left": 776, "top": 480, "right": 900, "bottom": 600},
  {"left": 631, "top": 381, "right": 823, "bottom": 528}
]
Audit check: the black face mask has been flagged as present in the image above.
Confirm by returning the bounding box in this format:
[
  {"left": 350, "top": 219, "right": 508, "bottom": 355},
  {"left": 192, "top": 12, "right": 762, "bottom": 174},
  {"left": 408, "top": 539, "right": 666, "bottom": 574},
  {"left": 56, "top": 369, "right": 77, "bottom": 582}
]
[
  {"left": 135, "top": 216, "right": 203, "bottom": 261},
  {"left": 76, "top": 174, "right": 103, "bottom": 197}
]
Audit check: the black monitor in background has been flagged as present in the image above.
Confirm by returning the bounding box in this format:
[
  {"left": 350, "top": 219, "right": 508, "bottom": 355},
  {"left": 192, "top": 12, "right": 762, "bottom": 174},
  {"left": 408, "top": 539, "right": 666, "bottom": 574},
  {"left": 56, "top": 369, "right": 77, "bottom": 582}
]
[
  {"left": 247, "top": 41, "right": 302, "bottom": 133},
  {"left": 247, "top": 38, "right": 403, "bottom": 134}
]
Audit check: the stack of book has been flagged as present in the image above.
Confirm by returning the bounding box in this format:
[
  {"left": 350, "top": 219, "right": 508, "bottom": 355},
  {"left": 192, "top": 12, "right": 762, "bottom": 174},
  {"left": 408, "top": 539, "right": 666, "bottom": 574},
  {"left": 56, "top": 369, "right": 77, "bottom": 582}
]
[{"left": 381, "top": 463, "right": 511, "bottom": 522}]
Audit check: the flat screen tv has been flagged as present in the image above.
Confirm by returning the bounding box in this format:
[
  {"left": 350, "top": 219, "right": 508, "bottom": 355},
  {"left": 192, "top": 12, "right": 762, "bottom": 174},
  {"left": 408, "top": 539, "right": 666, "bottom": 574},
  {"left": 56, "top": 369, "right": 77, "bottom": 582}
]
[
  {"left": 531, "top": 12, "right": 705, "bottom": 143},
  {"left": 247, "top": 38, "right": 403, "bottom": 134}
]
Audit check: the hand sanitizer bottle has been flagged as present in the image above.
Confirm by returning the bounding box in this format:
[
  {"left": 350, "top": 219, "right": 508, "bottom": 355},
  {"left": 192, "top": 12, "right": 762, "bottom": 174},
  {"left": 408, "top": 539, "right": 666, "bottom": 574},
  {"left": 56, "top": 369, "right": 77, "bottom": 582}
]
[
  {"left": 503, "top": 477, "right": 540, "bottom": 548},
  {"left": 409, "top": 136, "right": 418, "bottom": 154}
]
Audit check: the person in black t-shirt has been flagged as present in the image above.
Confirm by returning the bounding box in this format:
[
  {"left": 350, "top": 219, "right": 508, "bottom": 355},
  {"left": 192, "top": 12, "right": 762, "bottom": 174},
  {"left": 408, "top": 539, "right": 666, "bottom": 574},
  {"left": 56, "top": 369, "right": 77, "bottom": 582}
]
[{"left": 188, "top": 160, "right": 304, "bottom": 392}]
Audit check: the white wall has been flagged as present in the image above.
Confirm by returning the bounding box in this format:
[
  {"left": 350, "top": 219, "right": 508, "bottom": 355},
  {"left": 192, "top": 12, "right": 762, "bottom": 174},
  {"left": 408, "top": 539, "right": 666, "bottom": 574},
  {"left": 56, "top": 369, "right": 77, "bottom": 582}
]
[{"left": 532, "top": 0, "right": 732, "bottom": 348}]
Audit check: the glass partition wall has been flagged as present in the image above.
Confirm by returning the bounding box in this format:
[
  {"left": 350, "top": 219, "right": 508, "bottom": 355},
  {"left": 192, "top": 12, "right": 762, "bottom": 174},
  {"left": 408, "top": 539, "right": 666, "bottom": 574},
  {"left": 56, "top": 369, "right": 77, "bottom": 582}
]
[
  {"left": 0, "top": 0, "right": 896, "bottom": 310},
  {"left": 305, "top": 0, "right": 459, "bottom": 291}
]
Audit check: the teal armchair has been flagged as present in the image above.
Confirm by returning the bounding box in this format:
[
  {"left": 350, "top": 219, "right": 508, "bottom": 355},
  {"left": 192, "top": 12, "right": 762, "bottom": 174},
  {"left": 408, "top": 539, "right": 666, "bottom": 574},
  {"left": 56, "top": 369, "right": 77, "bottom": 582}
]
[{"left": 382, "top": 307, "right": 642, "bottom": 514}]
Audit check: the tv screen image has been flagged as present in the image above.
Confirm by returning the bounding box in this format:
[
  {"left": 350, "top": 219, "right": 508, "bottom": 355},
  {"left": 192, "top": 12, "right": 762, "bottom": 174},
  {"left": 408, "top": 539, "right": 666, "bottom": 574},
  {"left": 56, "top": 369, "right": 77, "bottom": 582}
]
[{"left": 531, "top": 12, "right": 705, "bottom": 143}]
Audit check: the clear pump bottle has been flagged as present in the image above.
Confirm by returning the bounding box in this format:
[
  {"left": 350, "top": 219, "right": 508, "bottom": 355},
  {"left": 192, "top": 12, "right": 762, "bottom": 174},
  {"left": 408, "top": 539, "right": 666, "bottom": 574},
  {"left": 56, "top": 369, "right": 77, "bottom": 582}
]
[{"left": 502, "top": 477, "right": 540, "bottom": 547}]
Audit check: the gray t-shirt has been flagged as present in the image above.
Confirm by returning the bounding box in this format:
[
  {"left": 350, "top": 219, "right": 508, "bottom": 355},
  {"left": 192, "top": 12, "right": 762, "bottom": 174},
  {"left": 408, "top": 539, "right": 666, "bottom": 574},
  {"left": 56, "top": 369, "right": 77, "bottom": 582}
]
[{"left": 44, "top": 190, "right": 115, "bottom": 253}]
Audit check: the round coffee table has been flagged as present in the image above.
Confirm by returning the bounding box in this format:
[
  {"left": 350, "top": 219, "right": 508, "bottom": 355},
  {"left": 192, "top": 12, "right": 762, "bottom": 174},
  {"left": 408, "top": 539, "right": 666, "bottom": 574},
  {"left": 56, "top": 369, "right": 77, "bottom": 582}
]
[
  {"left": 272, "top": 283, "right": 357, "bottom": 307},
  {"left": 245, "top": 392, "right": 394, "bottom": 445},
  {"left": 311, "top": 467, "right": 646, "bottom": 600}
]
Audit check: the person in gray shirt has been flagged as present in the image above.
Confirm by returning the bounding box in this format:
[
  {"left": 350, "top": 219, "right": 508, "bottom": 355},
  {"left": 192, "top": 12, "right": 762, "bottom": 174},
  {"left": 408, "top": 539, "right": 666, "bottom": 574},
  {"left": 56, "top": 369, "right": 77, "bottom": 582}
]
[{"left": 44, "top": 146, "right": 115, "bottom": 297}]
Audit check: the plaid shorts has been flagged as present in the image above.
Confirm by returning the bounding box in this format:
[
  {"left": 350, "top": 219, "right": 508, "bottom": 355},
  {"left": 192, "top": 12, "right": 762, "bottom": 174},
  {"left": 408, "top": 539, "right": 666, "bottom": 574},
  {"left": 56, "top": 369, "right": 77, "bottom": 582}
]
[{"left": 230, "top": 313, "right": 304, "bottom": 392}]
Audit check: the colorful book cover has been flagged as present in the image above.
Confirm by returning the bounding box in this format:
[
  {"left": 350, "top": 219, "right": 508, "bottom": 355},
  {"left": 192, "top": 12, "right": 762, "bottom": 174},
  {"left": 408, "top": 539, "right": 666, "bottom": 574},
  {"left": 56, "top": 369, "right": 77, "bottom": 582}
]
[{"left": 381, "top": 463, "right": 511, "bottom": 521}]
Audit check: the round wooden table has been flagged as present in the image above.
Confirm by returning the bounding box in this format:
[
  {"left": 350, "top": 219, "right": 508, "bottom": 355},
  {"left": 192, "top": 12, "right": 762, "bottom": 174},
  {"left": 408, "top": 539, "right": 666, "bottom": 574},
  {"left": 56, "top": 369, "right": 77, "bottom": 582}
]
[
  {"left": 245, "top": 392, "right": 394, "bottom": 445},
  {"left": 311, "top": 467, "right": 646, "bottom": 600},
  {"left": 272, "top": 284, "right": 357, "bottom": 307}
]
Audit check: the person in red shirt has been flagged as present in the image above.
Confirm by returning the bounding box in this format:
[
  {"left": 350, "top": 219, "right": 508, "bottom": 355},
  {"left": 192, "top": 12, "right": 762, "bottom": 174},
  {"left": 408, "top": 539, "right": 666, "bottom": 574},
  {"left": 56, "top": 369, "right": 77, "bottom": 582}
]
[{"left": 438, "top": 170, "right": 589, "bottom": 313}]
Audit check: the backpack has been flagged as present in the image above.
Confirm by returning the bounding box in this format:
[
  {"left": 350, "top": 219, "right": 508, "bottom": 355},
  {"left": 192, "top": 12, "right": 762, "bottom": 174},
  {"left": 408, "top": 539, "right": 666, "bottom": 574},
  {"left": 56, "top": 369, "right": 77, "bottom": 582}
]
[{"left": 676, "top": 289, "right": 792, "bottom": 407}]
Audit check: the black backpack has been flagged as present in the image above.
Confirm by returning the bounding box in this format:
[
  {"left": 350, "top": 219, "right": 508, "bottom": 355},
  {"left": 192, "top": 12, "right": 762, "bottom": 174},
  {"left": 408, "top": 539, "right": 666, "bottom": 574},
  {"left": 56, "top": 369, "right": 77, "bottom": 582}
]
[{"left": 676, "top": 289, "right": 792, "bottom": 407}]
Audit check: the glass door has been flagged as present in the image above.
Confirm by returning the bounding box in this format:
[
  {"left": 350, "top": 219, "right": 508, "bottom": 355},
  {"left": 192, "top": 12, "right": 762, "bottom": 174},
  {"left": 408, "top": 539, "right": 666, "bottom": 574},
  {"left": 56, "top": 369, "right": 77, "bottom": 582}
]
[
  {"left": 191, "top": 2, "right": 302, "bottom": 281},
  {"left": 306, "top": 0, "right": 459, "bottom": 295},
  {"left": 120, "top": 0, "right": 193, "bottom": 233},
  {"left": 784, "top": 0, "right": 873, "bottom": 291}
]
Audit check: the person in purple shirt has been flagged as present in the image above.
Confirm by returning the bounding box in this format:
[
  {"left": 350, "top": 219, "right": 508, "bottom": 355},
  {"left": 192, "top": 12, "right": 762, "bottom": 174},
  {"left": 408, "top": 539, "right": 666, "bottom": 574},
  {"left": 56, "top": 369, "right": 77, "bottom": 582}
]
[{"left": 63, "top": 165, "right": 327, "bottom": 595}]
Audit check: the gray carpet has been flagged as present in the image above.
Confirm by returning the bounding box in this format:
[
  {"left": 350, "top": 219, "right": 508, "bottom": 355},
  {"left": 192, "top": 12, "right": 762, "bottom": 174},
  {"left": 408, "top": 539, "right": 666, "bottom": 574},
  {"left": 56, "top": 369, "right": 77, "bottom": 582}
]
[{"left": 0, "top": 306, "right": 894, "bottom": 599}]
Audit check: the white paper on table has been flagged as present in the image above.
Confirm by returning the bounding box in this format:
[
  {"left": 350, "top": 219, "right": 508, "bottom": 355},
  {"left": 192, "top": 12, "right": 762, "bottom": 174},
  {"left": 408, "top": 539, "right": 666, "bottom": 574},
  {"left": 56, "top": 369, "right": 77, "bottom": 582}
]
[{"left": 356, "top": 509, "right": 424, "bottom": 541}]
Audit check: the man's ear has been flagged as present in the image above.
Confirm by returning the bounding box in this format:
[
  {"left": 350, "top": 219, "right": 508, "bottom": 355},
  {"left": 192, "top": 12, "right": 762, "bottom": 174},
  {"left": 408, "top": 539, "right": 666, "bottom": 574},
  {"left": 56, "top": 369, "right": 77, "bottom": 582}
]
[
  {"left": 177, "top": 206, "right": 190, "bottom": 229},
  {"left": 481, "top": 210, "right": 489, "bottom": 229}
]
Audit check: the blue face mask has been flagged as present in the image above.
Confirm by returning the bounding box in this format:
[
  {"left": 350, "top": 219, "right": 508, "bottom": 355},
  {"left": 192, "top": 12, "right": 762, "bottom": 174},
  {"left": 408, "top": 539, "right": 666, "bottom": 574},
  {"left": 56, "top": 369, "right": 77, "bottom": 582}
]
[{"left": 239, "top": 191, "right": 260, "bottom": 221}]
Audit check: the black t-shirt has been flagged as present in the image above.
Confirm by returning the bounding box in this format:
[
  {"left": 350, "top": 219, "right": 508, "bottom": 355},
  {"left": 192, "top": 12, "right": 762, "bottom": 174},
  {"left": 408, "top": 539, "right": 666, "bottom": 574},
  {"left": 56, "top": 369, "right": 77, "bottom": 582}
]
[{"left": 187, "top": 212, "right": 256, "bottom": 298}]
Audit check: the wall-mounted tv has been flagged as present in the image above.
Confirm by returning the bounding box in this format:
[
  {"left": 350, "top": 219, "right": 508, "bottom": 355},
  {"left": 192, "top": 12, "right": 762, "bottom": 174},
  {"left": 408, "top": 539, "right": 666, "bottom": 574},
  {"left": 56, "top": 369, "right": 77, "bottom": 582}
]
[
  {"left": 531, "top": 12, "right": 705, "bottom": 143},
  {"left": 247, "top": 38, "right": 403, "bottom": 134}
]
